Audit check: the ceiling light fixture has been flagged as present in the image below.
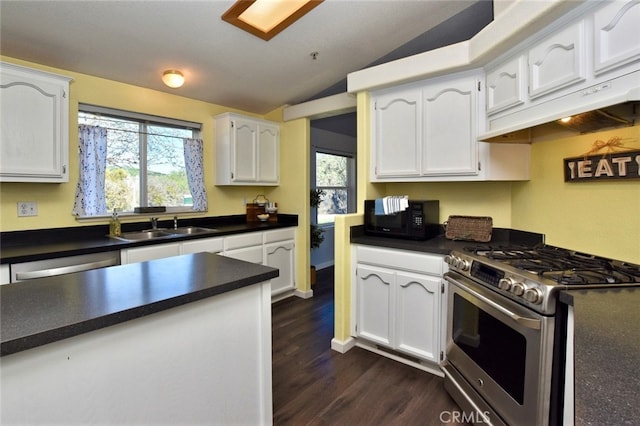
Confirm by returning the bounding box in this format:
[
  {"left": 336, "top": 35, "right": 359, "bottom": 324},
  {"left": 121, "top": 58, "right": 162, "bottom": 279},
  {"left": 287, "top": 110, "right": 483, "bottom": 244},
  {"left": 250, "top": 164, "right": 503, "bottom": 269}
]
[
  {"left": 162, "top": 70, "right": 185, "bottom": 88},
  {"left": 222, "top": 0, "right": 323, "bottom": 41}
]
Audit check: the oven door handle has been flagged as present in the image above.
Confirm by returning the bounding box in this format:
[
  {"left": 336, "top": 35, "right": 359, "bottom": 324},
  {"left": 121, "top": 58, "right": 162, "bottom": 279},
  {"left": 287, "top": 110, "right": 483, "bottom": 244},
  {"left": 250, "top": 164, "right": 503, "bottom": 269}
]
[{"left": 447, "top": 275, "right": 542, "bottom": 330}]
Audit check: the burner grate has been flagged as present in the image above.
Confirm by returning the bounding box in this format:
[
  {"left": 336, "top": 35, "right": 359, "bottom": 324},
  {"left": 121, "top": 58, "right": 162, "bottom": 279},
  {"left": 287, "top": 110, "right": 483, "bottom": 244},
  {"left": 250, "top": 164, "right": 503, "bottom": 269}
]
[{"left": 466, "top": 244, "right": 640, "bottom": 285}]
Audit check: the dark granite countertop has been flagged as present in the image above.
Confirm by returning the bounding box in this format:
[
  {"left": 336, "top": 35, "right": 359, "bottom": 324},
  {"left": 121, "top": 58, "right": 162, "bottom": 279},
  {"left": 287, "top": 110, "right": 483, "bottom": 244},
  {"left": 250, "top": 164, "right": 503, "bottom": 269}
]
[
  {"left": 1, "top": 252, "right": 279, "bottom": 356},
  {"left": 559, "top": 288, "right": 640, "bottom": 425},
  {"left": 350, "top": 226, "right": 544, "bottom": 255},
  {"left": 1, "top": 214, "right": 297, "bottom": 264}
]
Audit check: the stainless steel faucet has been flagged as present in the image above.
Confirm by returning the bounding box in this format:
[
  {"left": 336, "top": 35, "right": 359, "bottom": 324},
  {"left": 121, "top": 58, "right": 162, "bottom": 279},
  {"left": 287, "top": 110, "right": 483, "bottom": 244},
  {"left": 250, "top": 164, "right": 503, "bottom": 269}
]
[{"left": 150, "top": 217, "right": 158, "bottom": 229}]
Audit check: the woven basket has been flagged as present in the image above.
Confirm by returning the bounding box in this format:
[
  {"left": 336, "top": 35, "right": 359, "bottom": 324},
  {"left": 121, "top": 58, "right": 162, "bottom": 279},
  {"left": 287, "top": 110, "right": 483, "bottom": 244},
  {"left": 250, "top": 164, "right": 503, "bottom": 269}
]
[{"left": 444, "top": 215, "right": 493, "bottom": 242}]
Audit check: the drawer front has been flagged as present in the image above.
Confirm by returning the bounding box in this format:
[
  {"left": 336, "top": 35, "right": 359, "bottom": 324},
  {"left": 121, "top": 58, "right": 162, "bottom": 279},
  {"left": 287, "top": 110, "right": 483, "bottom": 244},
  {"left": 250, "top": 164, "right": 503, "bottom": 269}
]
[
  {"left": 356, "top": 246, "right": 444, "bottom": 275},
  {"left": 263, "top": 228, "right": 295, "bottom": 244},
  {"left": 182, "top": 237, "right": 224, "bottom": 254},
  {"left": 224, "top": 232, "right": 263, "bottom": 250}
]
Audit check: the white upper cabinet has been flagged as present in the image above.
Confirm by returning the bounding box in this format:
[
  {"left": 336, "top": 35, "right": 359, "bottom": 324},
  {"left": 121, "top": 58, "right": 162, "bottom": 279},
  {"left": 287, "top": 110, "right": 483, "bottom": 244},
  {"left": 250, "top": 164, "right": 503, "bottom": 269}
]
[
  {"left": 370, "top": 69, "right": 527, "bottom": 181},
  {"left": 593, "top": 0, "right": 640, "bottom": 75},
  {"left": 371, "top": 86, "right": 421, "bottom": 178},
  {"left": 528, "top": 20, "right": 587, "bottom": 99},
  {"left": 215, "top": 113, "right": 279, "bottom": 186},
  {"left": 486, "top": 55, "right": 527, "bottom": 116},
  {"left": 0, "top": 62, "right": 71, "bottom": 183},
  {"left": 422, "top": 72, "right": 479, "bottom": 176}
]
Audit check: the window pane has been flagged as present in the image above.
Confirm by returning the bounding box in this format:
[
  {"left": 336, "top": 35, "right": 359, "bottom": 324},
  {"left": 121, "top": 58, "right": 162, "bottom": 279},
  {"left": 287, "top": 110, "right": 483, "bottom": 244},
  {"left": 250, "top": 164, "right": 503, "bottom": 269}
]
[
  {"left": 318, "top": 188, "right": 347, "bottom": 224},
  {"left": 316, "top": 152, "right": 347, "bottom": 186},
  {"left": 147, "top": 125, "right": 193, "bottom": 207},
  {"left": 77, "top": 111, "right": 197, "bottom": 215}
]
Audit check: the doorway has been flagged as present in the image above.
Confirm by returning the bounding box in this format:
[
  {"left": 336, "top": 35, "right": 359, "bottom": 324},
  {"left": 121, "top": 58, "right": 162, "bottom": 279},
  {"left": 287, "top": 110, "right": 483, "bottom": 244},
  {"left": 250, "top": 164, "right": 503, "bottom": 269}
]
[{"left": 310, "top": 113, "right": 357, "bottom": 271}]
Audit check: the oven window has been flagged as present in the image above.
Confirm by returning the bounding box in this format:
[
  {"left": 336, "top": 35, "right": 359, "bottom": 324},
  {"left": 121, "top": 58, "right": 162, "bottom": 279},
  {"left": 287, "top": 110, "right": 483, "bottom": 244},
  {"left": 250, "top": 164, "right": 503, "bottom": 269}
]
[{"left": 453, "top": 294, "right": 527, "bottom": 404}]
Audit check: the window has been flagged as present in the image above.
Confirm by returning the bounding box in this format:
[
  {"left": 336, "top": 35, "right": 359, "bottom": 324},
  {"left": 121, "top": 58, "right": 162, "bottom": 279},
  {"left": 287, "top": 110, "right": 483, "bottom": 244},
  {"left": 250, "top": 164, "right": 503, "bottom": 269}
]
[
  {"left": 314, "top": 151, "right": 355, "bottom": 224},
  {"left": 75, "top": 105, "right": 205, "bottom": 217}
]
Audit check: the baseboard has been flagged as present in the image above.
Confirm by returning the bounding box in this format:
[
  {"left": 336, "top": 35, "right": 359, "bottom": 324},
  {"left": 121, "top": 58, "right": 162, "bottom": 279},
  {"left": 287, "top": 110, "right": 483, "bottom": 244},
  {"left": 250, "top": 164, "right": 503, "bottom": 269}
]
[
  {"left": 331, "top": 337, "right": 356, "bottom": 353},
  {"left": 294, "top": 288, "right": 313, "bottom": 299},
  {"left": 355, "top": 340, "right": 443, "bottom": 377},
  {"left": 313, "top": 260, "right": 334, "bottom": 271},
  {"left": 271, "top": 289, "right": 296, "bottom": 303}
]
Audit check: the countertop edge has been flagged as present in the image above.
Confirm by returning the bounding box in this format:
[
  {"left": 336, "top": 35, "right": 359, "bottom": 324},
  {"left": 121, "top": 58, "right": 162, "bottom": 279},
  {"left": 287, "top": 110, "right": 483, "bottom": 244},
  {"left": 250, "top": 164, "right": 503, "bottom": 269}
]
[{"left": 1, "top": 253, "right": 278, "bottom": 356}]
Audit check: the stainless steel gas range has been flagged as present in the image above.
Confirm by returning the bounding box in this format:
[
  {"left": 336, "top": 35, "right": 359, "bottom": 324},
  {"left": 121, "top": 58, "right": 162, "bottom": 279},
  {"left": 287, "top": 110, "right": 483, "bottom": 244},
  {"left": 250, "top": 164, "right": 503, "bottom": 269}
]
[{"left": 441, "top": 244, "right": 640, "bottom": 426}]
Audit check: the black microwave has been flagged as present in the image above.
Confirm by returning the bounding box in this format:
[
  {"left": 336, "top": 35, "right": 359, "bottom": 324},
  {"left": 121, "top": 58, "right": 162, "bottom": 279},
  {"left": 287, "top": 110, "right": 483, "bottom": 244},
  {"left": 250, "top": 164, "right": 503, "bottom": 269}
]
[{"left": 364, "top": 200, "right": 440, "bottom": 240}]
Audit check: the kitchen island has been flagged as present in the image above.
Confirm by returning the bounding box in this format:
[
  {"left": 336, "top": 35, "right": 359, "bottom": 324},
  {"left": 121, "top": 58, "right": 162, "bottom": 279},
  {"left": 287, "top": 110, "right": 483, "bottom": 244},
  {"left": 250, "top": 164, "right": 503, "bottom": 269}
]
[{"left": 1, "top": 252, "right": 277, "bottom": 425}]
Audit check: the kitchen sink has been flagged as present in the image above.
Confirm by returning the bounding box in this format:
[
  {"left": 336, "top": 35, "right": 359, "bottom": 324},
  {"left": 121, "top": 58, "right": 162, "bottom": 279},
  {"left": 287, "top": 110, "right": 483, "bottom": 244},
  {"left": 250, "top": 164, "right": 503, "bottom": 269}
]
[
  {"left": 111, "top": 227, "right": 217, "bottom": 241},
  {"left": 170, "top": 226, "right": 217, "bottom": 235},
  {"left": 111, "top": 229, "right": 175, "bottom": 242}
]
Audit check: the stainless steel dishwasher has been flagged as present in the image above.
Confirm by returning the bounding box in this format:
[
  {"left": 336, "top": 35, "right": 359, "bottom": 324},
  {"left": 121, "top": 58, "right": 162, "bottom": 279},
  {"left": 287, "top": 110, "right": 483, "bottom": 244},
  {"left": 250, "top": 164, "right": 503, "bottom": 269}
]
[{"left": 10, "top": 251, "right": 120, "bottom": 283}]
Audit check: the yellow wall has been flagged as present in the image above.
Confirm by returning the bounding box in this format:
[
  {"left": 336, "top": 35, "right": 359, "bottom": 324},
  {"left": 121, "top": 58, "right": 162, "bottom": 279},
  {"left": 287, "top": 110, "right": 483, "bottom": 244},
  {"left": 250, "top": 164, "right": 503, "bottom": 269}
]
[
  {"left": 0, "top": 56, "right": 311, "bottom": 288},
  {"left": 513, "top": 125, "right": 640, "bottom": 263}
]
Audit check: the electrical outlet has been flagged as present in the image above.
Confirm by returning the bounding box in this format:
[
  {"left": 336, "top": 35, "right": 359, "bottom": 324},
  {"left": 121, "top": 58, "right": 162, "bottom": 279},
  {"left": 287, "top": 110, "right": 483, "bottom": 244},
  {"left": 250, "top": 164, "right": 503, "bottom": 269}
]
[{"left": 17, "top": 201, "right": 38, "bottom": 217}]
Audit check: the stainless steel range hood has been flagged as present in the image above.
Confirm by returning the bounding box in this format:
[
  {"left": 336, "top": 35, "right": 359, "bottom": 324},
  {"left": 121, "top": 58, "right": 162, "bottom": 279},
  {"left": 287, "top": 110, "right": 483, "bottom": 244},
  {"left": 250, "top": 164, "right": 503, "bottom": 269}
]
[{"left": 480, "top": 71, "right": 640, "bottom": 142}]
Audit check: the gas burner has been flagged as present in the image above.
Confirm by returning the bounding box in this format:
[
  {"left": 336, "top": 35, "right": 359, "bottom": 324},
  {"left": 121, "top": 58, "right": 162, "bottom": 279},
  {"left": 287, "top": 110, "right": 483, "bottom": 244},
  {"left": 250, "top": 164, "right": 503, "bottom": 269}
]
[
  {"left": 612, "top": 261, "right": 640, "bottom": 282},
  {"left": 543, "top": 269, "right": 629, "bottom": 285}
]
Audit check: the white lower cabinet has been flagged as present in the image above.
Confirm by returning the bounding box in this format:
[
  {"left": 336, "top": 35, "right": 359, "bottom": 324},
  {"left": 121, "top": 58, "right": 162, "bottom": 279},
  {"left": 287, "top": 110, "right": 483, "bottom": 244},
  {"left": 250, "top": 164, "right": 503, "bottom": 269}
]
[
  {"left": 263, "top": 228, "right": 296, "bottom": 297},
  {"left": 121, "top": 243, "right": 181, "bottom": 264},
  {"left": 1, "top": 264, "right": 10, "bottom": 285},
  {"left": 354, "top": 246, "right": 445, "bottom": 366},
  {"left": 118, "top": 228, "right": 296, "bottom": 300},
  {"left": 223, "top": 232, "right": 264, "bottom": 264}
]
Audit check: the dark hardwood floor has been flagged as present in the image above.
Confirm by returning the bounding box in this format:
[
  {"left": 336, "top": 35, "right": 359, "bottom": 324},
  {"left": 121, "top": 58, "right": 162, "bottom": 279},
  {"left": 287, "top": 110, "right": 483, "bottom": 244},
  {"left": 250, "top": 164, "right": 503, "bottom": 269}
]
[{"left": 272, "top": 266, "right": 468, "bottom": 425}]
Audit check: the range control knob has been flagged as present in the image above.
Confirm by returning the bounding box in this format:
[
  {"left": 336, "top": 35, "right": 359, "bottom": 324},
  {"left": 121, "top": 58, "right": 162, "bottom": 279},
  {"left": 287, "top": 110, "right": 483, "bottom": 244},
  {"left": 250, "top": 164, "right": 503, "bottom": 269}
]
[
  {"left": 444, "top": 255, "right": 454, "bottom": 265},
  {"left": 523, "top": 287, "right": 544, "bottom": 304},
  {"left": 457, "top": 259, "right": 471, "bottom": 271},
  {"left": 510, "top": 281, "right": 526, "bottom": 296},
  {"left": 498, "top": 277, "right": 514, "bottom": 291}
]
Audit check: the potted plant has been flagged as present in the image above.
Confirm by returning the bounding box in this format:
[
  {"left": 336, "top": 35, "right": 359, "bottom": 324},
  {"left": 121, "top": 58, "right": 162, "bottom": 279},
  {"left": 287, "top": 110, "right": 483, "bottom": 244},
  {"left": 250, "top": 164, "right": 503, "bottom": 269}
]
[{"left": 310, "top": 188, "right": 325, "bottom": 285}]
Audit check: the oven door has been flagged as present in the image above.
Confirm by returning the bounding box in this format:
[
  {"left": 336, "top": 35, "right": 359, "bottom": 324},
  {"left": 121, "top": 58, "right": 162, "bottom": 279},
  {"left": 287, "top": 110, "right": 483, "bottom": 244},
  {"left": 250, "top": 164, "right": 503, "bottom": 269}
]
[{"left": 443, "top": 271, "right": 555, "bottom": 426}]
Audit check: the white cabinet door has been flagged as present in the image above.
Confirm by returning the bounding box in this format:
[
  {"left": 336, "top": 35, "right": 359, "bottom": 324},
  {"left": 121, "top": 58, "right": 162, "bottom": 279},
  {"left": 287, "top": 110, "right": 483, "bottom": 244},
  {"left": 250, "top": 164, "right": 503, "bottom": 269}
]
[
  {"left": 0, "top": 62, "right": 71, "bottom": 183},
  {"left": 395, "top": 271, "right": 441, "bottom": 363},
  {"left": 121, "top": 243, "right": 181, "bottom": 264},
  {"left": 356, "top": 265, "right": 393, "bottom": 347},
  {"left": 593, "top": 0, "right": 640, "bottom": 75},
  {"left": 485, "top": 55, "right": 527, "bottom": 115},
  {"left": 528, "top": 20, "right": 587, "bottom": 99},
  {"left": 257, "top": 123, "right": 279, "bottom": 183},
  {"left": 215, "top": 113, "right": 279, "bottom": 186},
  {"left": 422, "top": 73, "right": 479, "bottom": 176},
  {"left": 231, "top": 118, "right": 258, "bottom": 182},
  {"left": 181, "top": 237, "right": 224, "bottom": 254},
  {"left": 223, "top": 246, "right": 263, "bottom": 264},
  {"left": 1, "top": 264, "right": 10, "bottom": 285},
  {"left": 264, "top": 240, "right": 294, "bottom": 295},
  {"left": 371, "top": 86, "right": 421, "bottom": 178}
]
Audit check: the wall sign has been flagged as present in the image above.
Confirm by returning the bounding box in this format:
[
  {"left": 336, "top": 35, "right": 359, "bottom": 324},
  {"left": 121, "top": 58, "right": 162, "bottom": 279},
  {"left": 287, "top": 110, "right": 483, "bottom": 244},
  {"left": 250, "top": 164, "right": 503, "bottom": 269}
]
[{"left": 564, "top": 149, "right": 640, "bottom": 182}]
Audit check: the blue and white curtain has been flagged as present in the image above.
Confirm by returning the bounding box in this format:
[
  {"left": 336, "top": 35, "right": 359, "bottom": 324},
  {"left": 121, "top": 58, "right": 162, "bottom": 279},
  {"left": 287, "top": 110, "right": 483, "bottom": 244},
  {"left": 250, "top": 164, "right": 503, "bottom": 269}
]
[
  {"left": 183, "top": 138, "right": 207, "bottom": 211},
  {"left": 73, "top": 124, "right": 108, "bottom": 216}
]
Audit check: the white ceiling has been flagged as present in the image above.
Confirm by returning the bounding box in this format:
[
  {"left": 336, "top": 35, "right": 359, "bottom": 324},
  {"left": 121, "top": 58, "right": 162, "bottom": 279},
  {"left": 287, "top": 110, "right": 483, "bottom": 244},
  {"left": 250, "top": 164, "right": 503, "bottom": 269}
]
[{"left": 1, "top": 0, "right": 483, "bottom": 115}]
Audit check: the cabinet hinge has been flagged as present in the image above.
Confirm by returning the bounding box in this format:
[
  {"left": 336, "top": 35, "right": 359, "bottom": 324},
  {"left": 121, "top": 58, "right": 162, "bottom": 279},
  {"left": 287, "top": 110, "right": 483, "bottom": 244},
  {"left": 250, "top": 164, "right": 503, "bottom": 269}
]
[
  {"left": 231, "top": 121, "right": 235, "bottom": 128},
  {"left": 478, "top": 161, "right": 482, "bottom": 171},
  {"left": 477, "top": 81, "right": 481, "bottom": 92},
  {"left": 441, "top": 282, "right": 445, "bottom": 294},
  {"left": 231, "top": 172, "right": 234, "bottom": 179},
  {"left": 440, "top": 351, "right": 444, "bottom": 362},
  {"left": 63, "top": 165, "right": 66, "bottom": 174},
  {"left": 63, "top": 90, "right": 67, "bottom": 99}
]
